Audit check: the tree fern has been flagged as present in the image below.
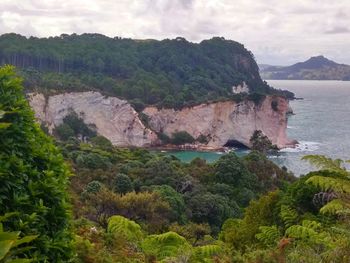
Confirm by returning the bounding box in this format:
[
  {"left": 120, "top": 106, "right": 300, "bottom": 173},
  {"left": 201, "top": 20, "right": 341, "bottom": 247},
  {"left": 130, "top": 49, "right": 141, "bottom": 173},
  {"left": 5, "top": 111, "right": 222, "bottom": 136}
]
[
  {"left": 255, "top": 225, "right": 280, "bottom": 247},
  {"left": 306, "top": 176, "right": 350, "bottom": 194},
  {"left": 303, "top": 155, "right": 350, "bottom": 216},
  {"left": 280, "top": 205, "right": 298, "bottom": 228},
  {"left": 285, "top": 220, "right": 331, "bottom": 246},
  {"left": 107, "top": 215, "right": 143, "bottom": 242},
  {"left": 319, "top": 199, "right": 350, "bottom": 215},
  {"left": 302, "top": 155, "right": 347, "bottom": 174},
  {"left": 141, "top": 231, "right": 191, "bottom": 260},
  {"left": 193, "top": 244, "right": 223, "bottom": 258}
]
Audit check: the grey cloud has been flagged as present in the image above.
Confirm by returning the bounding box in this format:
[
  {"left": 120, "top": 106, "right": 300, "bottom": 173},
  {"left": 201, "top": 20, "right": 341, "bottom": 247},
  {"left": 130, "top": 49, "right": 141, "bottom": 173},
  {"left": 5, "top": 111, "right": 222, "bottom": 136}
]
[
  {"left": 325, "top": 26, "right": 350, "bottom": 34},
  {"left": 1, "top": 0, "right": 350, "bottom": 64}
]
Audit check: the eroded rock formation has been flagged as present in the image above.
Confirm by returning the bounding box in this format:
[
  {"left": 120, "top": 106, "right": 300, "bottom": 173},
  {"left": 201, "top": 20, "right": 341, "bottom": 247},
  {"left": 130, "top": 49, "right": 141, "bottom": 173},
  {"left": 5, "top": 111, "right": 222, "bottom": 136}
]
[
  {"left": 143, "top": 96, "right": 294, "bottom": 149},
  {"left": 28, "top": 92, "right": 294, "bottom": 149},
  {"left": 28, "top": 92, "right": 157, "bottom": 147}
]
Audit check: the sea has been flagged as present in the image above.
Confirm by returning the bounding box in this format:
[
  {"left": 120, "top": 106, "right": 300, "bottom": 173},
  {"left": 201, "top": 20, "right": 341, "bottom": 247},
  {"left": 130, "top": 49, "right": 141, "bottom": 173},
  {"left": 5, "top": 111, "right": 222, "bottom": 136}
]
[{"left": 162, "top": 80, "right": 350, "bottom": 176}]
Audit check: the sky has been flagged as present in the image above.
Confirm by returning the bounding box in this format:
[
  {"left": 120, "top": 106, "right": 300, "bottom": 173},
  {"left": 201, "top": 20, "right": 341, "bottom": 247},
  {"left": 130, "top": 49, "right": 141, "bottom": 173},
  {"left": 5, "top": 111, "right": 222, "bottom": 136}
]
[{"left": 1, "top": 0, "right": 350, "bottom": 65}]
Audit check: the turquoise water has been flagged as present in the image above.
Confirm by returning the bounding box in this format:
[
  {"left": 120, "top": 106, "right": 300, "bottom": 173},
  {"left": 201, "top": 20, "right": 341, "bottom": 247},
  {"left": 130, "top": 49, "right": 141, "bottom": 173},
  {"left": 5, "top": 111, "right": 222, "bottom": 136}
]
[
  {"left": 162, "top": 80, "right": 350, "bottom": 175},
  {"left": 161, "top": 149, "right": 249, "bottom": 163}
]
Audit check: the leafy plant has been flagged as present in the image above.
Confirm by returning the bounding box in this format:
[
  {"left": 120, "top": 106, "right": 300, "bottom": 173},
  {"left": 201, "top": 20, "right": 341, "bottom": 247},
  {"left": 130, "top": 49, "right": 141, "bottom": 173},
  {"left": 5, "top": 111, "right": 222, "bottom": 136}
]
[
  {"left": 107, "top": 215, "right": 143, "bottom": 242},
  {"left": 0, "top": 214, "right": 37, "bottom": 263}
]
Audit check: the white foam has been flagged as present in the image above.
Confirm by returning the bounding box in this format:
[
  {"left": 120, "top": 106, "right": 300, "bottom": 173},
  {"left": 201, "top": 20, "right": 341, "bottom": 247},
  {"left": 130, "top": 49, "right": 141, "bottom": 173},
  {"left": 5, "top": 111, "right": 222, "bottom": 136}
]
[
  {"left": 287, "top": 126, "right": 297, "bottom": 129},
  {"left": 281, "top": 141, "right": 321, "bottom": 153}
]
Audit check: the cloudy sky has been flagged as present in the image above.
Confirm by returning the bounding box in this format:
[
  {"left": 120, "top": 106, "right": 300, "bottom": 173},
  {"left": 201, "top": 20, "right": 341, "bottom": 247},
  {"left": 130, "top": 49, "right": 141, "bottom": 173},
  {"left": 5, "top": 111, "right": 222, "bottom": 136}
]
[{"left": 1, "top": 0, "right": 350, "bottom": 65}]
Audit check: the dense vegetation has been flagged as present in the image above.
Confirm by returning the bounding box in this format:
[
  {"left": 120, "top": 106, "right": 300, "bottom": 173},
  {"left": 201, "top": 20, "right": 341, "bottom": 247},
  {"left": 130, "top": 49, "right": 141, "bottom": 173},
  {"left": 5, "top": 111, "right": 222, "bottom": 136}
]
[
  {"left": 0, "top": 33, "right": 293, "bottom": 109},
  {"left": 2, "top": 67, "right": 350, "bottom": 262},
  {"left": 0, "top": 66, "right": 72, "bottom": 261}
]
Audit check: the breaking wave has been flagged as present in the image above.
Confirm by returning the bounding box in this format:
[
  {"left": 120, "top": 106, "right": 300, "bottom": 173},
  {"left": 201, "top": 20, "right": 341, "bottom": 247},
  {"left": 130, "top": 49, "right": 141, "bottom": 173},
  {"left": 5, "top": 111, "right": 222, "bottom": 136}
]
[{"left": 280, "top": 141, "right": 321, "bottom": 153}]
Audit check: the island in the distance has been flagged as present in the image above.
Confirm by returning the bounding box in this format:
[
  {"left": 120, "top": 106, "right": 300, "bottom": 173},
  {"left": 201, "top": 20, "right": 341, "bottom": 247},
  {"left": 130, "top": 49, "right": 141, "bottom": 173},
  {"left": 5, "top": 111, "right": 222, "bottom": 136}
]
[{"left": 260, "top": 55, "right": 350, "bottom": 80}]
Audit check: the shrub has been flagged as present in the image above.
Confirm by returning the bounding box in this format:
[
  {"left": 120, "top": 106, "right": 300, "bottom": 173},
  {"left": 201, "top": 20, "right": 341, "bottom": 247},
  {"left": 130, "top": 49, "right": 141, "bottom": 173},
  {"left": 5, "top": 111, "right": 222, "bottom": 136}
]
[
  {"left": 114, "top": 173, "right": 134, "bottom": 195},
  {"left": 0, "top": 66, "right": 73, "bottom": 261},
  {"left": 171, "top": 131, "right": 195, "bottom": 145},
  {"left": 55, "top": 123, "right": 75, "bottom": 140}
]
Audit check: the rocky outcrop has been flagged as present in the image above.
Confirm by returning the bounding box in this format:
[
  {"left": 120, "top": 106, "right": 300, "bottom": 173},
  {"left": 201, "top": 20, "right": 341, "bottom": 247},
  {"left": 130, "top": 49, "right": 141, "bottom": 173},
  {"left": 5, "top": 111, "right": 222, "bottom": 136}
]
[
  {"left": 28, "top": 91, "right": 294, "bottom": 149},
  {"left": 28, "top": 92, "right": 157, "bottom": 147},
  {"left": 143, "top": 96, "right": 294, "bottom": 149}
]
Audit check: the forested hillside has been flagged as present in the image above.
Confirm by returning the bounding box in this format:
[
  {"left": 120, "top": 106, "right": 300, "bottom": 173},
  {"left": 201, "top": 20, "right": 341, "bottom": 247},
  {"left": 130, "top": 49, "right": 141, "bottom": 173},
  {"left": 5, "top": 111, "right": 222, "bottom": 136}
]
[
  {"left": 1, "top": 67, "right": 350, "bottom": 262},
  {"left": 0, "top": 33, "right": 293, "bottom": 109}
]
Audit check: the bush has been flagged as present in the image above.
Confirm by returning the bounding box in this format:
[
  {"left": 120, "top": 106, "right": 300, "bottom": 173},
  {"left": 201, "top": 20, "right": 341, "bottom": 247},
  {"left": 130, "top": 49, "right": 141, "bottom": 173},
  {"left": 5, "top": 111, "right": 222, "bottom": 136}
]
[
  {"left": 55, "top": 123, "right": 75, "bottom": 140},
  {"left": 114, "top": 173, "right": 134, "bottom": 195},
  {"left": 90, "top": 135, "right": 113, "bottom": 150},
  {"left": 0, "top": 66, "right": 73, "bottom": 261},
  {"left": 250, "top": 130, "right": 278, "bottom": 153},
  {"left": 197, "top": 134, "right": 209, "bottom": 144},
  {"left": 171, "top": 131, "right": 195, "bottom": 145}
]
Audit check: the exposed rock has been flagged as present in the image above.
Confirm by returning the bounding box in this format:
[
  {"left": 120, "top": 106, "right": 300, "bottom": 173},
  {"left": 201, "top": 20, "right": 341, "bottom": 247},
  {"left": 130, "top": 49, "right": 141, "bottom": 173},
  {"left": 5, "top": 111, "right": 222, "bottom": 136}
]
[
  {"left": 143, "top": 96, "right": 294, "bottom": 149},
  {"left": 28, "top": 92, "right": 157, "bottom": 147},
  {"left": 28, "top": 91, "right": 294, "bottom": 149},
  {"left": 232, "top": 81, "right": 249, "bottom": 94}
]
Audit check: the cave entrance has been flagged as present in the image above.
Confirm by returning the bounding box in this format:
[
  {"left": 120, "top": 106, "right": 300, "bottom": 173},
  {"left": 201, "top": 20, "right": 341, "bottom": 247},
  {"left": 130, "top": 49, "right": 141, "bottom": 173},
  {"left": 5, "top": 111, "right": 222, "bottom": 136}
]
[{"left": 223, "top": 139, "right": 250, "bottom": 149}]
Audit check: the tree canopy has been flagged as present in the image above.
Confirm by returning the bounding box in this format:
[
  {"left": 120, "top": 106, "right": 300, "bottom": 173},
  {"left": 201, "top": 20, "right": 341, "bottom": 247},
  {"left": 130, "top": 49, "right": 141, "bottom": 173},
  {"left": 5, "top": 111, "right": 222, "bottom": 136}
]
[{"left": 0, "top": 33, "right": 294, "bottom": 109}]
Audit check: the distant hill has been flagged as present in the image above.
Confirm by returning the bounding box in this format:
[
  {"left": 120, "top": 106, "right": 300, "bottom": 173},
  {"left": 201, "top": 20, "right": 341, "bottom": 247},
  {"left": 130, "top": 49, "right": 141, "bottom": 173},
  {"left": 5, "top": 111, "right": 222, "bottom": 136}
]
[{"left": 260, "top": 56, "right": 350, "bottom": 80}]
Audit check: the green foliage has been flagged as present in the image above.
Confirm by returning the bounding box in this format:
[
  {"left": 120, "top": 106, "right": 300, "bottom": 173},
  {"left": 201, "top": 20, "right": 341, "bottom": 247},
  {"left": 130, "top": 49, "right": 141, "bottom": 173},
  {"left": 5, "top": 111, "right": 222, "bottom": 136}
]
[
  {"left": 169, "top": 222, "right": 211, "bottom": 245},
  {"left": 90, "top": 136, "right": 113, "bottom": 151},
  {"left": 302, "top": 155, "right": 348, "bottom": 174},
  {"left": 250, "top": 130, "right": 278, "bottom": 154},
  {"left": 243, "top": 151, "right": 295, "bottom": 191},
  {"left": 152, "top": 185, "right": 187, "bottom": 223},
  {"left": 0, "top": 34, "right": 293, "bottom": 108},
  {"left": 107, "top": 215, "right": 143, "bottom": 242},
  {"left": 214, "top": 152, "right": 258, "bottom": 206},
  {"left": 141, "top": 231, "right": 191, "bottom": 260},
  {"left": 0, "top": 218, "right": 37, "bottom": 263},
  {"left": 55, "top": 123, "right": 74, "bottom": 140},
  {"left": 197, "top": 134, "right": 209, "bottom": 144},
  {"left": 54, "top": 111, "right": 97, "bottom": 141},
  {"left": 255, "top": 225, "right": 280, "bottom": 248},
  {"left": 280, "top": 205, "right": 298, "bottom": 228},
  {"left": 114, "top": 173, "right": 133, "bottom": 195},
  {"left": 170, "top": 131, "right": 195, "bottom": 145},
  {"left": 303, "top": 155, "right": 350, "bottom": 216},
  {"left": 83, "top": 180, "right": 102, "bottom": 194},
  {"left": 0, "top": 66, "right": 73, "bottom": 261},
  {"left": 76, "top": 152, "right": 112, "bottom": 169}
]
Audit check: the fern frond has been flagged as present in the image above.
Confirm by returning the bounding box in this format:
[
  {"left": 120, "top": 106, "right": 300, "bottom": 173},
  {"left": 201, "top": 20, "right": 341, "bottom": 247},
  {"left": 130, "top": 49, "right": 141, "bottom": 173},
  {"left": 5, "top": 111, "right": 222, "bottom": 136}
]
[
  {"left": 141, "top": 231, "right": 191, "bottom": 260},
  {"left": 280, "top": 205, "right": 298, "bottom": 228},
  {"left": 255, "top": 225, "right": 280, "bottom": 247},
  {"left": 194, "top": 244, "right": 222, "bottom": 258},
  {"left": 285, "top": 223, "right": 318, "bottom": 240},
  {"left": 319, "top": 199, "right": 350, "bottom": 215},
  {"left": 107, "top": 215, "right": 143, "bottom": 242},
  {"left": 306, "top": 176, "right": 350, "bottom": 193},
  {"left": 302, "top": 155, "right": 347, "bottom": 173}
]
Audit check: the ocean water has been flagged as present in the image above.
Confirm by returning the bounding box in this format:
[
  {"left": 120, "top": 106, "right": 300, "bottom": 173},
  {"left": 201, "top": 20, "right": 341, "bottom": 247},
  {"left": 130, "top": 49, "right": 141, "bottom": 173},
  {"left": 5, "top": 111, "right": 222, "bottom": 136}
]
[{"left": 163, "top": 80, "right": 350, "bottom": 176}]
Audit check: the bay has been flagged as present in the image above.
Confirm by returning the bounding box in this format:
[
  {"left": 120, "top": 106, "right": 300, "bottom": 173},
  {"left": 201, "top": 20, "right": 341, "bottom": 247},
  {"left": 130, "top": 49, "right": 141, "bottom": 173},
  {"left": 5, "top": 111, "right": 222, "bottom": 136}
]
[{"left": 162, "top": 80, "right": 350, "bottom": 176}]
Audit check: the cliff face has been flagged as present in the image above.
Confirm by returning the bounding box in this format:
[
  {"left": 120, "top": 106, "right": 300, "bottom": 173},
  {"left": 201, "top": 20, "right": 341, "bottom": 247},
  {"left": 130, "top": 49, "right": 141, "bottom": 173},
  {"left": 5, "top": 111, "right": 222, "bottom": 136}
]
[
  {"left": 143, "top": 96, "right": 293, "bottom": 149},
  {"left": 28, "top": 92, "right": 293, "bottom": 149},
  {"left": 28, "top": 92, "right": 157, "bottom": 147}
]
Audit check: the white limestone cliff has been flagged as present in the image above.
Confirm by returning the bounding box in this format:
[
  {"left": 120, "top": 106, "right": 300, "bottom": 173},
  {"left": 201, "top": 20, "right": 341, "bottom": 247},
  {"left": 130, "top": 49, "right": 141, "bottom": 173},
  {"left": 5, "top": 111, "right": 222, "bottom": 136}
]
[
  {"left": 143, "top": 96, "right": 294, "bottom": 149},
  {"left": 28, "top": 92, "right": 157, "bottom": 147},
  {"left": 28, "top": 91, "right": 294, "bottom": 149}
]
